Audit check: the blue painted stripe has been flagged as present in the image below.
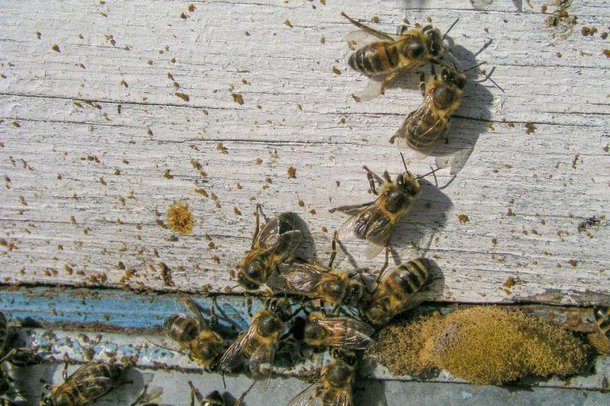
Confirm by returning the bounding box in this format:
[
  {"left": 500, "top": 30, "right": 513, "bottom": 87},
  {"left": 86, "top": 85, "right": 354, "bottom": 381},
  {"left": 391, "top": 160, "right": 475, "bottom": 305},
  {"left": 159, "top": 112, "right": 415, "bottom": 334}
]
[{"left": 0, "top": 286, "right": 264, "bottom": 332}]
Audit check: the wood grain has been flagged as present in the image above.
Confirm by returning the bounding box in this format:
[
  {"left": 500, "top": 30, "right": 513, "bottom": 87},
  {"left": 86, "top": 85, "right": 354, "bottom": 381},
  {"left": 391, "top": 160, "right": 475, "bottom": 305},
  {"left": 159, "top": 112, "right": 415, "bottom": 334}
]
[{"left": 1, "top": 0, "right": 608, "bottom": 307}]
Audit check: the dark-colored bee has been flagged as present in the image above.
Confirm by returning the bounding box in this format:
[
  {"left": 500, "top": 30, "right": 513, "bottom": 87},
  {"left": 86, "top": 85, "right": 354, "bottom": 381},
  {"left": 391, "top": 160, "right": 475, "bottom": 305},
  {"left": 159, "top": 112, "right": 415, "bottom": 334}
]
[
  {"left": 268, "top": 232, "right": 364, "bottom": 309},
  {"left": 361, "top": 254, "right": 432, "bottom": 327},
  {"left": 594, "top": 306, "right": 610, "bottom": 336},
  {"left": 342, "top": 12, "right": 455, "bottom": 100},
  {"left": 161, "top": 296, "right": 224, "bottom": 369},
  {"left": 236, "top": 205, "right": 302, "bottom": 290},
  {"left": 41, "top": 362, "right": 123, "bottom": 406},
  {"left": 390, "top": 66, "right": 466, "bottom": 155},
  {"left": 329, "top": 158, "right": 422, "bottom": 259},
  {"left": 220, "top": 299, "right": 292, "bottom": 384},
  {"left": 288, "top": 349, "right": 358, "bottom": 406},
  {"left": 303, "top": 312, "right": 374, "bottom": 351}
]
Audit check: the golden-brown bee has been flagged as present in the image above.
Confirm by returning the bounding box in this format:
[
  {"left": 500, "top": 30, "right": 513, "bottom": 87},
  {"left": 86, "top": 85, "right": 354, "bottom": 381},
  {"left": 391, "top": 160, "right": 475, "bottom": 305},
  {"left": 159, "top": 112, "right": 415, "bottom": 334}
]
[
  {"left": 288, "top": 349, "right": 358, "bottom": 406},
  {"left": 360, "top": 254, "right": 432, "bottom": 327},
  {"left": 329, "top": 159, "right": 421, "bottom": 259},
  {"left": 390, "top": 66, "right": 466, "bottom": 155},
  {"left": 268, "top": 232, "right": 364, "bottom": 308},
  {"left": 219, "top": 298, "right": 292, "bottom": 383},
  {"left": 594, "top": 306, "right": 610, "bottom": 336},
  {"left": 342, "top": 12, "right": 453, "bottom": 100},
  {"left": 161, "top": 296, "right": 224, "bottom": 369},
  {"left": 303, "top": 312, "right": 374, "bottom": 351},
  {"left": 236, "top": 205, "right": 302, "bottom": 290},
  {"left": 40, "top": 362, "right": 123, "bottom": 406}
]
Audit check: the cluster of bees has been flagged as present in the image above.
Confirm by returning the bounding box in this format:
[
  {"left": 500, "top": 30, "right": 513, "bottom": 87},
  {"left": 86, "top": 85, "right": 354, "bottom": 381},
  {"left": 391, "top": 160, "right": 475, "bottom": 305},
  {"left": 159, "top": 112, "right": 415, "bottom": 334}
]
[{"left": 0, "top": 11, "right": 605, "bottom": 406}]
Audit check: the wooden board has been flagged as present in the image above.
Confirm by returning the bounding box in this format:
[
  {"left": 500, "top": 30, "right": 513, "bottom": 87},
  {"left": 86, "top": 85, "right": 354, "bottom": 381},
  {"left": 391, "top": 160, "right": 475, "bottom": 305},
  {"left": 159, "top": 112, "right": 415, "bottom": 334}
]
[{"left": 1, "top": 0, "right": 609, "bottom": 305}]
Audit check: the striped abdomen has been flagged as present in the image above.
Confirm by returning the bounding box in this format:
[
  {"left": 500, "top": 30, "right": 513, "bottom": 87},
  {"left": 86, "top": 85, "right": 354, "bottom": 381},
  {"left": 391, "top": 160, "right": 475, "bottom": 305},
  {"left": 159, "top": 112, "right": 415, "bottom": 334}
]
[
  {"left": 388, "top": 258, "right": 431, "bottom": 295},
  {"left": 164, "top": 315, "right": 201, "bottom": 343},
  {"left": 348, "top": 42, "right": 399, "bottom": 76}
]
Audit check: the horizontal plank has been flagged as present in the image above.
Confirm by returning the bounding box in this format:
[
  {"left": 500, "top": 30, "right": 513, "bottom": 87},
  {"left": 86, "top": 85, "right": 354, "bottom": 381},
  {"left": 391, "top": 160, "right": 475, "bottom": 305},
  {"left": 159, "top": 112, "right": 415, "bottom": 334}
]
[
  {"left": 1, "top": 286, "right": 608, "bottom": 392},
  {"left": 1, "top": 0, "right": 609, "bottom": 307},
  {"left": 10, "top": 362, "right": 610, "bottom": 406}
]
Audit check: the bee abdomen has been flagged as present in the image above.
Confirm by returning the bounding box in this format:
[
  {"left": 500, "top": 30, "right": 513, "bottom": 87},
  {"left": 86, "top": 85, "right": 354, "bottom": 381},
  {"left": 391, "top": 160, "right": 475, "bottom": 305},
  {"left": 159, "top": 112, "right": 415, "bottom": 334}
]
[
  {"left": 396, "top": 258, "right": 431, "bottom": 294},
  {"left": 164, "top": 315, "right": 200, "bottom": 343},
  {"left": 348, "top": 42, "right": 398, "bottom": 76}
]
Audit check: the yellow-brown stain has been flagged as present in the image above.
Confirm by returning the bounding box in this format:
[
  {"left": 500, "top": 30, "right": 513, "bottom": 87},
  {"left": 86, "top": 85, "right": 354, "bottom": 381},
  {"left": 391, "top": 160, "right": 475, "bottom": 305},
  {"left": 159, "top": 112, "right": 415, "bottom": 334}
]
[
  {"left": 166, "top": 201, "right": 194, "bottom": 235},
  {"left": 367, "top": 307, "right": 589, "bottom": 385}
]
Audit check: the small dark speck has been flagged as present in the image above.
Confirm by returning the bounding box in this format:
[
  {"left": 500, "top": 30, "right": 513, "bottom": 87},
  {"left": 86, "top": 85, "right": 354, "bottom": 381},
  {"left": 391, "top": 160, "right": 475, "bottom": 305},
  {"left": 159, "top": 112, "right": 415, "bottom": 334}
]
[{"left": 51, "top": 44, "right": 60, "bottom": 52}]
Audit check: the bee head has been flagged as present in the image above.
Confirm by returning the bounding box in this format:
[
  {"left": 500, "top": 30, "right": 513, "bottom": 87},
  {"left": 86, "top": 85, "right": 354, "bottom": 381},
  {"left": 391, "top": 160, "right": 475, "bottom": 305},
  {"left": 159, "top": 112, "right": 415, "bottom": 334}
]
[
  {"left": 397, "top": 172, "right": 421, "bottom": 197},
  {"left": 441, "top": 68, "right": 466, "bottom": 89},
  {"left": 345, "top": 280, "right": 364, "bottom": 306},
  {"left": 266, "top": 297, "right": 292, "bottom": 321},
  {"left": 236, "top": 261, "right": 264, "bottom": 290},
  {"left": 257, "top": 312, "right": 283, "bottom": 336},
  {"left": 363, "top": 301, "right": 391, "bottom": 327},
  {"left": 423, "top": 26, "right": 445, "bottom": 57},
  {"left": 331, "top": 348, "right": 358, "bottom": 366}
]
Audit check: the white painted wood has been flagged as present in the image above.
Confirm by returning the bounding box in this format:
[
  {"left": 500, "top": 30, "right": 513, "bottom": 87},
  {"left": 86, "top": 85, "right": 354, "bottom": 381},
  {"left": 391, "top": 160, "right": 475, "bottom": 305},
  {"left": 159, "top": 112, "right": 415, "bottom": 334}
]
[{"left": 0, "top": 0, "right": 609, "bottom": 304}]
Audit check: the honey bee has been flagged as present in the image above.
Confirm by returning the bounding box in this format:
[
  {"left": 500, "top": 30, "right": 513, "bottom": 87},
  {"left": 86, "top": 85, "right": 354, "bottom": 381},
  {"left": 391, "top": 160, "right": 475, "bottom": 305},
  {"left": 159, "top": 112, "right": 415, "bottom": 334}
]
[
  {"left": 268, "top": 232, "right": 364, "bottom": 308},
  {"left": 288, "top": 349, "right": 358, "bottom": 406},
  {"left": 161, "top": 296, "right": 224, "bottom": 369},
  {"left": 360, "top": 253, "right": 432, "bottom": 327},
  {"left": 41, "top": 362, "right": 123, "bottom": 406},
  {"left": 342, "top": 12, "right": 455, "bottom": 100},
  {"left": 236, "top": 205, "right": 303, "bottom": 290},
  {"left": 389, "top": 66, "right": 466, "bottom": 155},
  {"left": 594, "top": 306, "right": 610, "bottom": 336},
  {"left": 220, "top": 298, "right": 292, "bottom": 383},
  {"left": 303, "top": 312, "right": 374, "bottom": 351},
  {"left": 329, "top": 157, "right": 424, "bottom": 259}
]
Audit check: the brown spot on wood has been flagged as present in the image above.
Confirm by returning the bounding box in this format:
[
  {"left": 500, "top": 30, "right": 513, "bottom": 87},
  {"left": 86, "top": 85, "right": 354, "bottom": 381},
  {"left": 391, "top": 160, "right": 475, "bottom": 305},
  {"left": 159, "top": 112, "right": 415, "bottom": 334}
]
[
  {"left": 287, "top": 166, "right": 297, "bottom": 178},
  {"left": 332, "top": 66, "right": 341, "bottom": 75},
  {"left": 284, "top": 19, "right": 293, "bottom": 28},
  {"left": 175, "top": 92, "right": 190, "bottom": 102},
  {"left": 234, "top": 207, "right": 242, "bottom": 216},
  {"left": 525, "top": 122, "right": 536, "bottom": 134},
  {"left": 568, "top": 259, "right": 577, "bottom": 267},
  {"left": 188, "top": 4, "right": 196, "bottom": 12},
  {"left": 320, "top": 35, "right": 325, "bottom": 44},
  {"left": 51, "top": 44, "right": 60, "bottom": 52},
  {"left": 216, "top": 142, "right": 228, "bottom": 154},
  {"left": 166, "top": 201, "right": 194, "bottom": 235},
  {"left": 351, "top": 94, "right": 361, "bottom": 102},
  {"left": 457, "top": 214, "right": 469, "bottom": 224},
  {"left": 159, "top": 262, "right": 175, "bottom": 286},
  {"left": 231, "top": 93, "right": 244, "bottom": 105},
  {"left": 163, "top": 169, "right": 173, "bottom": 179}
]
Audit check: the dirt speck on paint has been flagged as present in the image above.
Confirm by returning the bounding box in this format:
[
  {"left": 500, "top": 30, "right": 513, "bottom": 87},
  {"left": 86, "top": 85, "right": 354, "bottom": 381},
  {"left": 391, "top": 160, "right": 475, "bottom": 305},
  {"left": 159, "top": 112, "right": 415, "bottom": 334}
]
[{"left": 166, "top": 201, "right": 194, "bottom": 234}]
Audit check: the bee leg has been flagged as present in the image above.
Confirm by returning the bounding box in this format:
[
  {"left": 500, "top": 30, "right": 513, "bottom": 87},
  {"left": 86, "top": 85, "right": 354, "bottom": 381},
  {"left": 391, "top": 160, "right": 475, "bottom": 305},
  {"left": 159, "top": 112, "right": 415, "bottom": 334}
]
[
  {"left": 328, "top": 231, "right": 338, "bottom": 268},
  {"left": 246, "top": 297, "right": 253, "bottom": 318},
  {"left": 363, "top": 166, "right": 379, "bottom": 195},
  {"left": 251, "top": 204, "right": 262, "bottom": 249},
  {"left": 375, "top": 247, "right": 391, "bottom": 286},
  {"left": 210, "top": 297, "right": 218, "bottom": 328},
  {"left": 61, "top": 356, "right": 69, "bottom": 381},
  {"left": 382, "top": 170, "right": 392, "bottom": 183},
  {"left": 419, "top": 73, "right": 426, "bottom": 96}
]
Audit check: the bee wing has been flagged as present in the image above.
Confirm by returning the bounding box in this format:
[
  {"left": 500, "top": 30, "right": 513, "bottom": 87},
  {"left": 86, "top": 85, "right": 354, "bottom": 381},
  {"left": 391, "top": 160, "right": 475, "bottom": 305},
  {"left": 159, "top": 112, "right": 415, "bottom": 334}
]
[
  {"left": 317, "top": 318, "right": 375, "bottom": 350},
  {"left": 330, "top": 202, "right": 375, "bottom": 241},
  {"left": 219, "top": 329, "right": 254, "bottom": 372},
  {"left": 392, "top": 100, "right": 447, "bottom": 156},
  {"left": 359, "top": 77, "right": 385, "bottom": 102},
  {"left": 277, "top": 262, "right": 326, "bottom": 294},
  {"left": 130, "top": 385, "right": 164, "bottom": 406},
  {"left": 344, "top": 30, "right": 396, "bottom": 49},
  {"left": 248, "top": 340, "right": 278, "bottom": 386},
  {"left": 287, "top": 382, "right": 321, "bottom": 406},
  {"left": 147, "top": 337, "right": 189, "bottom": 356},
  {"left": 179, "top": 295, "right": 208, "bottom": 327}
]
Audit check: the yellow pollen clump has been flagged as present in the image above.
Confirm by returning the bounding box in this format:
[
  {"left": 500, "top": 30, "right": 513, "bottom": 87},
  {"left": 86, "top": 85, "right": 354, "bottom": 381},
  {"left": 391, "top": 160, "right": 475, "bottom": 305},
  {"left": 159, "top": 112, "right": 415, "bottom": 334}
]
[
  {"left": 166, "top": 201, "right": 194, "bottom": 234},
  {"left": 367, "top": 306, "right": 589, "bottom": 385}
]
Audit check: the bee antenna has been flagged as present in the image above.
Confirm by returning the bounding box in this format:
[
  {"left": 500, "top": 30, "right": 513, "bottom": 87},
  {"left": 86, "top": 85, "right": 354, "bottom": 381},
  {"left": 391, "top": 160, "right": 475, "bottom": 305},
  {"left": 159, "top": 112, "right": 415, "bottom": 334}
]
[
  {"left": 416, "top": 166, "right": 441, "bottom": 181},
  {"left": 400, "top": 153, "right": 409, "bottom": 172},
  {"left": 477, "top": 66, "right": 505, "bottom": 93},
  {"left": 463, "top": 61, "right": 486, "bottom": 72},
  {"left": 442, "top": 17, "right": 459, "bottom": 40}
]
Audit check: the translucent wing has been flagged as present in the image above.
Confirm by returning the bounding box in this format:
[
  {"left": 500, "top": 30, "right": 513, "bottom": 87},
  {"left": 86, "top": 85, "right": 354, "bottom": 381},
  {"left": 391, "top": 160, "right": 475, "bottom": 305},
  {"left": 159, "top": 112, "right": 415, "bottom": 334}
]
[
  {"left": 147, "top": 337, "right": 189, "bottom": 357},
  {"left": 359, "top": 77, "right": 385, "bottom": 102},
  {"left": 249, "top": 340, "right": 278, "bottom": 385},
  {"left": 278, "top": 262, "right": 327, "bottom": 294},
  {"left": 331, "top": 202, "right": 376, "bottom": 241},
  {"left": 130, "top": 385, "right": 163, "bottom": 406},
  {"left": 257, "top": 212, "right": 301, "bottom": 248},
  {"left": 287, "top": 382, "right": 321, "bottom": 406},
  {"left": 180, "top": 295, "right": 209, "bottom": 328},
  {"left": 344, "top": 30, "right": 384, "bottom": 49},
  {"left": 316, "top": 318, "right": 375, "bottom": 350},
  {"left": 391, "top": 98, "right": 447, "bottom": 156},
  {"left": 219, "top": 330, "right": 252, "bottom": 372}
]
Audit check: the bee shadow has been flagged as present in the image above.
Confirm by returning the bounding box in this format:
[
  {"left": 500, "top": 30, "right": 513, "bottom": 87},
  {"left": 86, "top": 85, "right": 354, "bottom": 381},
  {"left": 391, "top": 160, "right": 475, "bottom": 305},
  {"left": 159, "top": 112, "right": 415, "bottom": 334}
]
[
  {"left": 390, "top": 179, "right": 453, "bottom": 256},
  {"left": 353, "top": 378, "right": 388, "bottom": 406},
  {"left": 285, "top": 212, "right": 318, "bottom": 263}
]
